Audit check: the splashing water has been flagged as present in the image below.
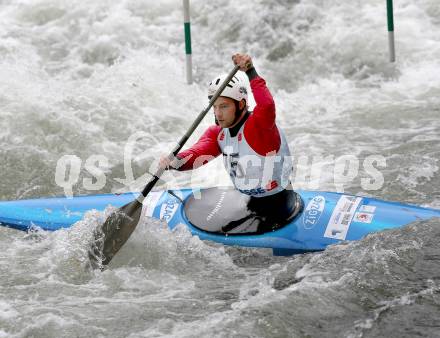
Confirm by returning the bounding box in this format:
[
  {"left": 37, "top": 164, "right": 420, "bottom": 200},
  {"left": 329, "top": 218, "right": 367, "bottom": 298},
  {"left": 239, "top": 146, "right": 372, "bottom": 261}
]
[{"left": 1, "top": 0, "right": 439, "bottom": 337}]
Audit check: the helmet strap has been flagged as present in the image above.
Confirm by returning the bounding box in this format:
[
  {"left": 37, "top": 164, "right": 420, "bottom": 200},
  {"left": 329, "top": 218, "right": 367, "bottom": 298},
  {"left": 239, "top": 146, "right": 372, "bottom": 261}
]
[{"left": 233, "top": 100, "right": 246, "bottom": 125}]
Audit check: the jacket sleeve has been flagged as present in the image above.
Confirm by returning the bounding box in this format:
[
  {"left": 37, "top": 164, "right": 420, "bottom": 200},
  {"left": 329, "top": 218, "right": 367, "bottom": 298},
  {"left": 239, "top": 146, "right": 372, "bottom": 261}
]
[
  {"left": 243, "top": 69, "right": 281, "bottom": 156},
  {"left": 175, "top": 125, "right": 222, "bottom": 171},
  {"left": 246, "top": 68, "right": 276, "bottom": 129}
]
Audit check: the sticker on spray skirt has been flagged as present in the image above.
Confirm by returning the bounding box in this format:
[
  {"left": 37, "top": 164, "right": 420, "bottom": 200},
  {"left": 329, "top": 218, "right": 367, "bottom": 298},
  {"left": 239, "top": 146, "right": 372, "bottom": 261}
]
[
  {"left": 354, "top": 212, "right": 374, "bottom": 224},
  {"left": 324, "top": 195, "right": 362, "bottom": 240}
]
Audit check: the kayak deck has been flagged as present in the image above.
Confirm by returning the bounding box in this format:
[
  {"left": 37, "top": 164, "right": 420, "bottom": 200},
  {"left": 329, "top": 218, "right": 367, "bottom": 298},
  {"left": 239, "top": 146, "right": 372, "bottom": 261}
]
[{"left": 0, "top": 189, "right": 439, "bottom": 254}]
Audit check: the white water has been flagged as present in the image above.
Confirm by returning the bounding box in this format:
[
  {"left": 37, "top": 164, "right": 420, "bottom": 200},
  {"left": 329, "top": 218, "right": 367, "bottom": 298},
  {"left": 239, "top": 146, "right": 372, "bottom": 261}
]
[{"left": 1, "top": 0, "right": 440, "bottom": 337}]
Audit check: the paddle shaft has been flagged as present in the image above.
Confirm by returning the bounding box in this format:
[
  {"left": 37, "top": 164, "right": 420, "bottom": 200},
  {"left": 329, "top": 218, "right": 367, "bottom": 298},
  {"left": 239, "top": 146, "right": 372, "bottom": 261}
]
[{"left": 141, "top": 65, "right": 240, "bottom": 198}]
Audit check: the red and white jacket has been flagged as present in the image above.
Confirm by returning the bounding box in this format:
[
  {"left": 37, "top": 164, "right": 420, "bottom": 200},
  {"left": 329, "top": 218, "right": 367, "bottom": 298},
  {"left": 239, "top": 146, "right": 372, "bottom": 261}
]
[{"left": 177, "top": 72, "right": 292, "bottom": 197}]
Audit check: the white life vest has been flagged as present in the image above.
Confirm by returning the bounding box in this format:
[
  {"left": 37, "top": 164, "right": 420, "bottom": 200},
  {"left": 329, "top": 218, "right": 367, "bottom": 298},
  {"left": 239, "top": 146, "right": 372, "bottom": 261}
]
[{"left": 217, "top": 121, "right": 292, "bottom": 197}]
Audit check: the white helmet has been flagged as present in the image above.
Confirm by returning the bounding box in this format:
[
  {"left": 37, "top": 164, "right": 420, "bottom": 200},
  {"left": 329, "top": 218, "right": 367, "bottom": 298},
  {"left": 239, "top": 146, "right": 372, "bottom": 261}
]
[{"left": 208, "top": 74, "right": 248, "bottom": 103}]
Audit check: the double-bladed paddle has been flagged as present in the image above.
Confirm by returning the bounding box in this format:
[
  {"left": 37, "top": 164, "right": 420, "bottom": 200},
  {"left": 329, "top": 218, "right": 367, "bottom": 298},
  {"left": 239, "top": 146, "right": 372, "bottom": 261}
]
[{"left": 92, "top": 65, "right": 240, "bottom": 267}]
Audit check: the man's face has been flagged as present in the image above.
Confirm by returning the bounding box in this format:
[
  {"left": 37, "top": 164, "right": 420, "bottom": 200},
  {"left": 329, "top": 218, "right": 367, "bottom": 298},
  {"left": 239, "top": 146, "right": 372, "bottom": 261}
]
[{"left": 213, "top": 96, "right": 242, "bottom": 128}]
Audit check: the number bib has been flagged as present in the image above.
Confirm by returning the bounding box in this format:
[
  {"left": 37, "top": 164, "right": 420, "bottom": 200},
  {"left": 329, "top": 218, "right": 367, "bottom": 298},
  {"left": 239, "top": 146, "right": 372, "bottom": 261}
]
[{"left": 217, "top": 122, "right": 292, "bottom": 197}]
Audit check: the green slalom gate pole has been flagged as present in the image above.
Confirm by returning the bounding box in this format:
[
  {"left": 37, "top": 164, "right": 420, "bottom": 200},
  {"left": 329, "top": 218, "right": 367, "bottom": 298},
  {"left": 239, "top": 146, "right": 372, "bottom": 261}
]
[
  {"left": 183, "top": 0, "right": 193, "bottom": 84},
  {"left": 387, "top": 0, "right": 395, "bottom": 62}
]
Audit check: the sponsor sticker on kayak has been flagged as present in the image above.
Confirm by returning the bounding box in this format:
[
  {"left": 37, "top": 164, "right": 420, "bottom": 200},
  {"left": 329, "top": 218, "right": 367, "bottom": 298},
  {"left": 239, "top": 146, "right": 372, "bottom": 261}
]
[
  {"left": 359, "top": 205, "right": 376, "bottom": 213},
  {"left": 324, "top": 195, "right": 362, "bottom": 240},
  {"left": 141, "top": 191, "right": 164, "bottom": 218},
  {"left": 303, "top": 195, "right": 326, "bottom": 229},
  {"left": 160, "top": 198, "right": 180, "bottom": 223},
  {"left": 354, "top": 212, "right": 374, "bottom": 223}
]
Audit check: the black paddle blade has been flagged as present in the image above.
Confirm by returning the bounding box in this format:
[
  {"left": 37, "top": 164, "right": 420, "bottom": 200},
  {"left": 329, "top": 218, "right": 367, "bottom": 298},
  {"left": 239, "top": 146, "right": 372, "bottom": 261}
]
[{"left": 89, "top": 199, "right": 143, "bottom": 268}]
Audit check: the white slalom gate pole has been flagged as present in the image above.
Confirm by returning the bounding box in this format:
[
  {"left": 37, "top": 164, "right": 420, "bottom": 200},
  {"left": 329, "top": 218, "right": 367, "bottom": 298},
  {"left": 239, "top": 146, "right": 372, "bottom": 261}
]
[{"left": 387, "top": 0, "right": 395, "bottom": 62}]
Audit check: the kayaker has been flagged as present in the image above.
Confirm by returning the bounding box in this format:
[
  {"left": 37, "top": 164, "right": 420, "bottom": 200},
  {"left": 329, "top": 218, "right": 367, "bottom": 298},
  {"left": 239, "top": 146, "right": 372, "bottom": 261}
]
[{"left": 160, "top": 53, "right": 301, "bottom": 232}]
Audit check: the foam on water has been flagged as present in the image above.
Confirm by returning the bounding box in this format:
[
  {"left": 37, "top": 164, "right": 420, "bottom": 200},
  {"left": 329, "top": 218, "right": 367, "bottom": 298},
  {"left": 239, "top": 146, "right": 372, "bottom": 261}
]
[{"left": 0, "top": 0, "right": 439, "bottom": 336}]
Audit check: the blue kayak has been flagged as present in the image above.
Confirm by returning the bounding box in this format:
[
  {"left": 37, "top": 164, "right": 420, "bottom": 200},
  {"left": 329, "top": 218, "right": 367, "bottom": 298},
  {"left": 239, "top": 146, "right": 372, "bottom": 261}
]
[{"left": 0, "top": 187, "right": 439, "bottom": 255}]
